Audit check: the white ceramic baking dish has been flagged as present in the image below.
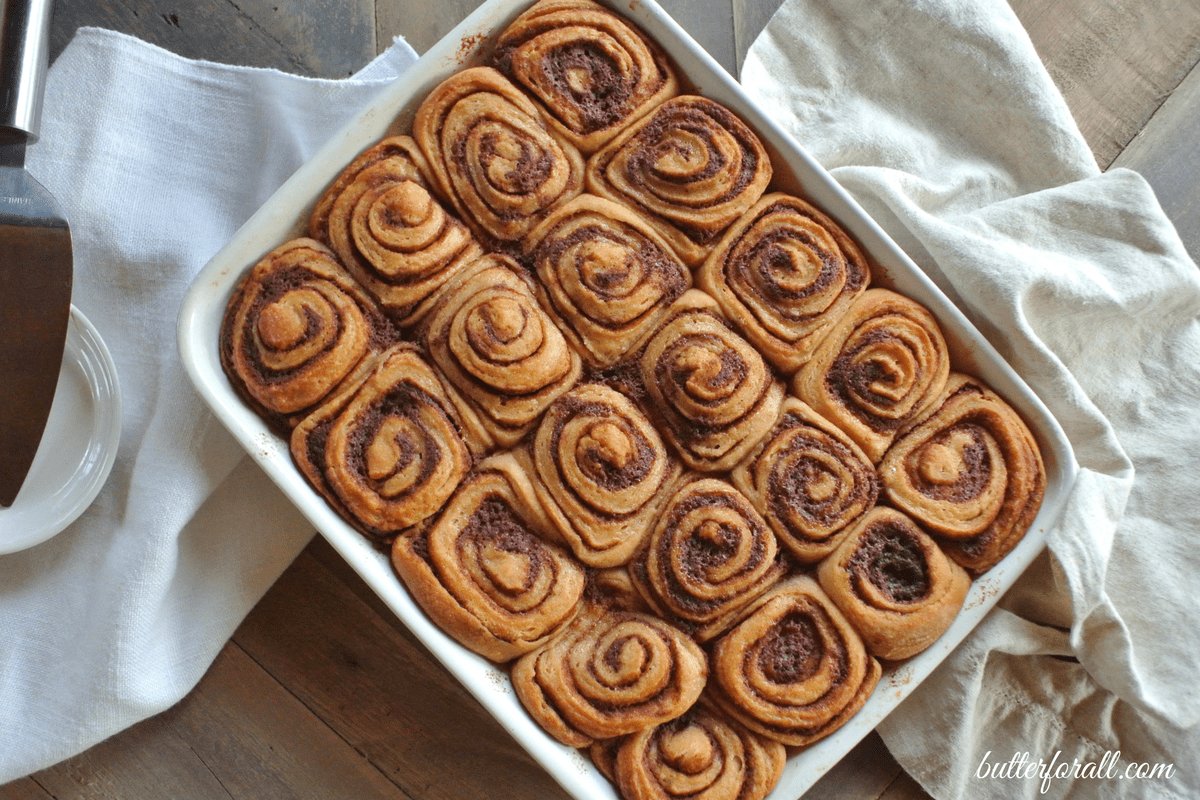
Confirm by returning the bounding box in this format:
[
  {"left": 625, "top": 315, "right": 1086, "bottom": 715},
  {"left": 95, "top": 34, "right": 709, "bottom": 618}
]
[{"left": 177, "top": 0, "right": 1079, "bottom": 796}]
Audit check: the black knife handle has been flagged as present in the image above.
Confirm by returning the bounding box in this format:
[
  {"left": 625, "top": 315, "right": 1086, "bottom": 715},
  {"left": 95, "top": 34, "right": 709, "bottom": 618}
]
[{"left": 0, "top": 0, "right": 53, "bottom": 147}]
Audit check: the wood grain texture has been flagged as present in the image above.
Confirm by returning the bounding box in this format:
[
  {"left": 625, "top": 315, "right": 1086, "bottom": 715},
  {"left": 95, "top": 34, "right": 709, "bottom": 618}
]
[
  {"left": 878, "top": 771, "right": 936, "bottom": 800},
  {"left": 376, "top": 0, "right": 486, "bottom": 56},
  {"left": 25, "top": 644, "right": 409, "bottom": 800},
  {"left": 50, "top": 0, "right": 374, "bottom": 77},
  {"left": 0, "top": 781, "right": 52, "bottom": 800},
  {"left": 1010, "top": 0, "right": 1200, "bottom": 168},
  {"left": 233, "top": 542, "right": 571, "bottom": 800},
  {"left": 1111, "top": 59, "right": 1200, "bottom": 263}
]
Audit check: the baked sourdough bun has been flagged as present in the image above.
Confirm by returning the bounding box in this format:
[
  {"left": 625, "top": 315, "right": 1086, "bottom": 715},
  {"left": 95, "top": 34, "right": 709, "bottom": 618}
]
[
  {"left": 219, "top": 237, "right": 397, "bottom": 433},
  {"left": 414, "top": 66, "right": 585, "bottom": 244},
  {"left": 493, "top": 0, "right": 679, "bottom": 154},
  {"left": 586, "top": 95, "right": 773, "bottom": 266}
]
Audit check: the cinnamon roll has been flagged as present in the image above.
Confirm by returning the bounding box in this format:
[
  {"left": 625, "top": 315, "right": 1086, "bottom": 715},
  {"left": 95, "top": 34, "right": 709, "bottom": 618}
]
[
  {"left": 637, "top": 290, "right": 785, "bottom": 472},
  {"left": 817, "top": 507, "right": 970, "bottom": 660},
  {"left": 390, "top": 453, "right": 586, "bottom": 663},
  {"left": 730, "top": 398, "right": 879, "bottom": 564},
  {"left": 290, "top": 343, "right": 487, "bottom": 541},
  {"left": 792, "top": 288, "right": 950, "bottom": 464},
  {"left": 413, "top": 66, "right": 585, "bottom": 244},
  {"left": 219, "top": 238, "right": 397, "bottom": 433},
  {"left": 493, "top": 0, "right": 679, "bottom": 154},
  {"left": 523, "top": 383, "right": 683, "bottom": 567},
  {"left": 523, "top": 194, "right": 691, "bottom": 368},
  {"left": 629, "top": 477, "right": 787, "bottom": 642},
  {"left": 420, "top": 254, "right": 583, "bottom": 448},
  {"left": 879, "top": 373, "right": 1046, "bottom": 574},
  {"left": 586, "top": 95, "right": 773, "bottom": 267},
  {"left": 511, "top": 601, "right": 707, "bottom": 747},
  {"left": 697, "top": 193, "right": 871, "bottom": 373},
  {"left": 309, "top": 135, "right": 483, "bottom": 327},
  {"left": 613, "top": 698, "right": 786, "bottom": 800},
  {"left": 709, "top": 575, "right": 881, "bottom": 747}
]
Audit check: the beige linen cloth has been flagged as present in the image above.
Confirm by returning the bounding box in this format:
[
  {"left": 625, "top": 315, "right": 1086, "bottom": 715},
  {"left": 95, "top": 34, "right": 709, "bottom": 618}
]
[{"left": 743, "top": 0, "right": 1199, "bottom": 797}]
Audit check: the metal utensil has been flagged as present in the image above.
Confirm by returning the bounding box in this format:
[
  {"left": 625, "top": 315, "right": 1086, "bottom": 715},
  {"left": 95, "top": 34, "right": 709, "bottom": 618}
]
[{"left": 0, "top": 0, "right": 73, "bottom": 507}]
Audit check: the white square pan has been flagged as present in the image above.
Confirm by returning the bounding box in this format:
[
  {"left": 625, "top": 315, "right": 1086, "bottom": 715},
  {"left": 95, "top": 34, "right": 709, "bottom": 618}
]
[{"left": 177, "top": 0, "right": 1079, "bottom": 796}]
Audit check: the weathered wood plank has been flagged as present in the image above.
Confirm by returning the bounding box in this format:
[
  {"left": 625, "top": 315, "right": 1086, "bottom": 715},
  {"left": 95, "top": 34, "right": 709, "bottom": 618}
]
[
  {"left": 877, "top": 771, "right": 934, "bottom": 800},
  {"left": 732, "top": 0, "right": 784, "bottom": 77},
  {"left": 231, "top": 544, "right": 571, "bottom": 800},
  {"left": 1111, "top": 58, "right": 1200, "bottom": 263},
  {"left": 0, "top": 779, "right": 55, "bottom": 800},
  {"left": 801, "top": 732, "right": 908, "bottom": 800},
  {"left": 375, "top": 0, "right": 739, "bottom": 76},
  {"left": 26, "top": 644, "right": 411, "bottom": 800},
  {"left": 1009, "top": 0, "right": 1200, "bottom": 168},
  {"left": 50, "top": 0, "right": 374, "bottom": 78},
  {"left": 659, "top": 0, "right": 738, "bottom": 77},
  {"left": 375, "top": 0, "right": 486, "bottom": 56}
]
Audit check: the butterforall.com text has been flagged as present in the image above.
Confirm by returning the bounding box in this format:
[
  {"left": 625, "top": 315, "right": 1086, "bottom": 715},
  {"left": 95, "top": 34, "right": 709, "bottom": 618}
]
[{"left": 975, "top": 750, "right": 1176, "bottom": 794}]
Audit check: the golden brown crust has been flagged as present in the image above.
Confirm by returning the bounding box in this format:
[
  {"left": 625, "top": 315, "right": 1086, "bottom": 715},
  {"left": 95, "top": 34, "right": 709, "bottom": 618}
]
[
  {"left": 389, "top": 453, "right": 586, "bottom": 662},
  {"left": 419, "top": 253, "right": 583, "bottom": 448},
  {"left": 309, "top": 136, "right": 483, "bottom": 327},
  {"left": 637, "top": 290, "right": 785, "bottom": 472},
  {"left": 730, "top": 397, "right": 879, "bottom": 564},
  {"left": 521, "top": 383, "right": 684, "bottom": 567},
  {"left": 523, "top": 194, "right": 691, "bottom": 368},
  {"left": 698, "top": 193, "right": 871, "bottom": 374},
  {"left": 628, "top": 477, "right": 787, "bottom": 642},
  {"left": 493, "top": 0, "right": 679, "bottom": 154},
  {"left": 708, "top": 575, "right": 881, "bottom": 747},
  {"left": 612, "top": 697, "right": 786, "bottom": 800},
  {"left": 219, "top": 238, "right": 397, "bottom": 432},
  {"left": 290, "top": 343, "right": 482, "bottom": 541},
  {"left": 792, "top": 288, "right": 950, "bottom": 464},
  {"left": 817, "top": 506, "right": 971, "bottom": 660},
  {"left": 511, "top": 601, "right": 708, "bottom": 747},
  {"left": 879, "top": 373, "right": 1046, "bottom": 574},
  {"left": 413, "top": 67, "right": 585, "bottom": 243},
  {"left": 586, "top": 95, "right": 773, "bottom": 266}
]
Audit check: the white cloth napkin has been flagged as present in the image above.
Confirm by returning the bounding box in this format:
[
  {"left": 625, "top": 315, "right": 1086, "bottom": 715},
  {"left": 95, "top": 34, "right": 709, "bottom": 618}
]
[
  {"left": 0, "top": 29, "right": 418, "bottom": 782},
  {"left": 743, "top": 0, "right": 1200, "bottom": 797}
]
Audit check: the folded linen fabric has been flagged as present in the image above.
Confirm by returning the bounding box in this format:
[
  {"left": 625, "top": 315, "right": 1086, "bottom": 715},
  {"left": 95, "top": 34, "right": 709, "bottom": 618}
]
[
  {"left": 743, "top": 0, "right": 1200, "bottom": 797},
  {"left": 0, "top": 30, "right": 418, "bottom": 782}
]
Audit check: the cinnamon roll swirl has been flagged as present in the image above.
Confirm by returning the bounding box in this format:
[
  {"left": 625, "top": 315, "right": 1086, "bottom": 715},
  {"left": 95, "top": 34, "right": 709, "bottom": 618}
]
[
  {"left": 879, "top": 373, "right": 1046, "bottom": 574},
  {"left": 511, "top": 601, "right": 707, "bottom": 747},
  {"left": 390, "top": 453, "right": 586, "bottom": 662},
  {"left": 613, "top": 698, "right": 786, "bottom": 800},
  {"left": 730, "top": 398, "right": 879, "bottom": 564},
  {"left": 420, "top": 254, "right": 583, "bottom": 448},
  {"left": 817, "top": 507, "right": 970, "bottom": 660},
  {"left": 637, "top": 290, "right": 785, "bottom": 472},
  {"left": 309, "top": 135, "right": 483, "bottom": 327},
  {"left": 709, "top": 575, "right": 881, "bottom": 747},
  {"left": 586, "top": 95, "right": 773, "bottom": 267},
  {"left": 523, "top": 194, "right": 691, "bottom": 368},
  {"left": 697, "top": 193, "right": 871, "bottom": 373},
  {"left": 524, "top": 383, "right": 683, "bottom": 567},
  {"left": 629, "top": 478, "right": 787, "bottom": 642},
  {"left": 290, "top": 343, "right": 486, "bottom": 541},
  {"left": 219, "top": 238, "right": 397, "bottom": 432},
  {"left": 493, "top": 0, "right": 679, "bottom": 154},
  {"left": 793, "top": 288, "right": 950, "bottom": 464},
  {"left": 413, "top": 67, "right": 585, "bottom": 244}
]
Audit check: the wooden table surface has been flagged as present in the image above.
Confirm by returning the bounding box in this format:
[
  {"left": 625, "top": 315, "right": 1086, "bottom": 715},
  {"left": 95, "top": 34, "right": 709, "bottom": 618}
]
[{"left": 6, "top": 0, "right": 1199, "bottom": 798}]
